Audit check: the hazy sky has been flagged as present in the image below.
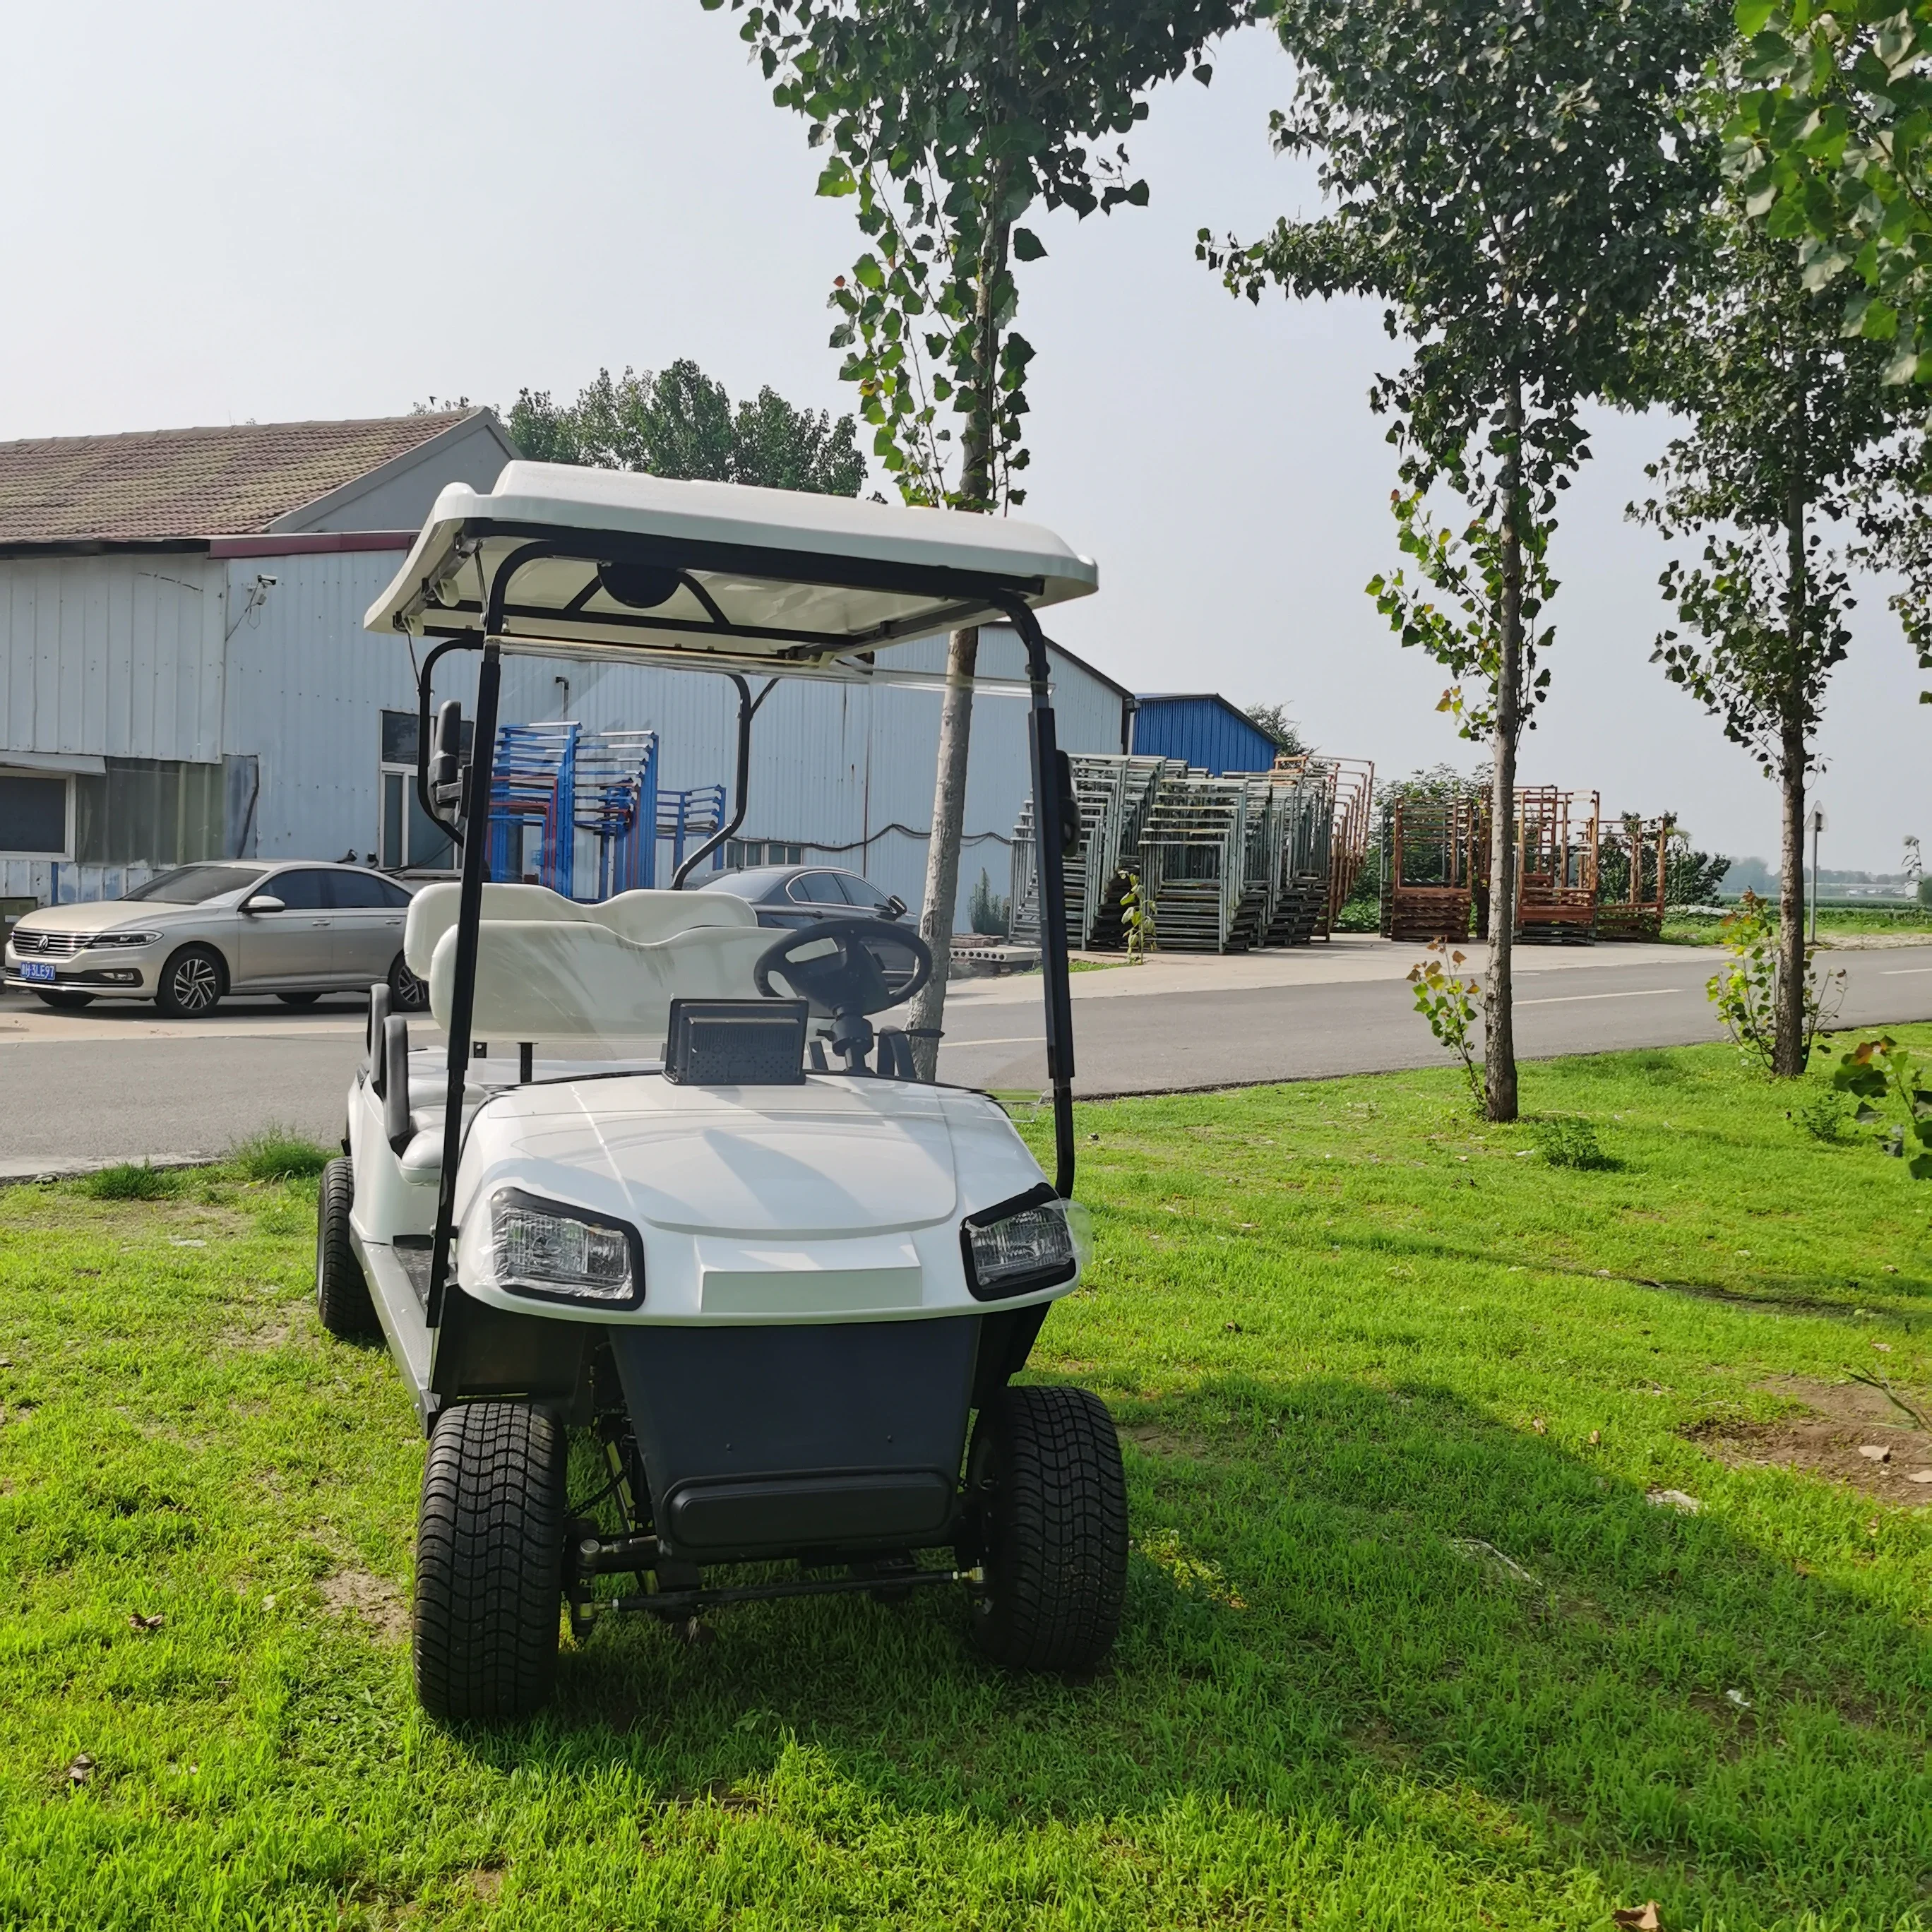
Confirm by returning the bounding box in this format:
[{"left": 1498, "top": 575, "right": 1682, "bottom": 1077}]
[{"left": 3, "top": 2, "right": 1923, "bottom": 871}]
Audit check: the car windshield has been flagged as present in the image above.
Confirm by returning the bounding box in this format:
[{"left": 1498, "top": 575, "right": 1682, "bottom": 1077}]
[{"left": 123, "top": 864, "right": 267, "bottom": 905}]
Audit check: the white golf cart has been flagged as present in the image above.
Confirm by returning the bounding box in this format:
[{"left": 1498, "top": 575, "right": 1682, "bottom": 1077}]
[{"left": 321, "top": 464, "right": 1121, "bottom": 1720}]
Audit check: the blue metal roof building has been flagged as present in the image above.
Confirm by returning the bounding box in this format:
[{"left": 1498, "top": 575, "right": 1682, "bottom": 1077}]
[{"left": 1130, "top": 693, "right": 1278, "bottom": 775}]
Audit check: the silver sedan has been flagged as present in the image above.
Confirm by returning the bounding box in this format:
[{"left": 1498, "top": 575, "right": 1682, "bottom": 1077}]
[{"left": 3, "top": 861, "right": 424, "bottom": 1018}]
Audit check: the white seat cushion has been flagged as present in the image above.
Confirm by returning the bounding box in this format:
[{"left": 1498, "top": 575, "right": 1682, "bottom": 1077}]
[{"left": 427, "top": 918, "right": 775, "bottom": 1041}]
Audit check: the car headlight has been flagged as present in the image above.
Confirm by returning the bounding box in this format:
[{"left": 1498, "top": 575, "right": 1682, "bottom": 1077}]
[
  {"left": 490, "top": 1188, "right": 643, "bottom": 1307},
  {"left": 960, "top": 1184, "right": 1083, "bottom": 1301},
  {"left": 85, "top": 931, "right": 162, "bottom": 948}
]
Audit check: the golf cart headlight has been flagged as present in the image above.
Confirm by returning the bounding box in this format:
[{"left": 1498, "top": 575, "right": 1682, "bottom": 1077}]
[
  {"left": 490, "top": 1189, "right": 641, "bottom": 1306},
  {"left": 960, "top": 1184, "right": 1080, "bottom": 1301},
  {"left": 86, "top": 931, "right": 162, "bottom": 948}
]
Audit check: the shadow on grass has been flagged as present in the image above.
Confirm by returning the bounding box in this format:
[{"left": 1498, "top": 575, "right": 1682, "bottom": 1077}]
[{"left": 441, "top": 1377, "right": 1931, "bottom": 1926}]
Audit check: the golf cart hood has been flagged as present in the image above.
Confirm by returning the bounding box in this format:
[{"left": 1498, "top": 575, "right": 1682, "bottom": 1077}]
[{"left": 451, "top": 1075, "right": 1061, "bottom": 1324}]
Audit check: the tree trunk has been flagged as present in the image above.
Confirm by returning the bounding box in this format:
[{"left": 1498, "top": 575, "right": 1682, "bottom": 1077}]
[
  {"left": 907, "top": 624, "right": 980, "bottom": 1080},
  {"left": 1773, "top": 470, "right": 1809, "bottom": 1077},
  {"left": 905, "top": 182, "right": 1011, "bottom": 1082},
  {"left": 1483, "top": 376, "right": 1525, "bottom": 1122}
]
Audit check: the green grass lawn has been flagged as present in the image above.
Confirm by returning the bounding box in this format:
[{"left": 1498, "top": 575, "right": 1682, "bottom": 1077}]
[
  {"left": 1662, "top": 905, "right": 1932, "bottom": 943},
  {"left": 1, "top": 1035, "right": 1928, "bottom": 1930}
]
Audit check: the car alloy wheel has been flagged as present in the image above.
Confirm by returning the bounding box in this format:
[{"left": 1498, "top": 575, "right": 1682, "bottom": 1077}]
[
  {"left": 158, "top": 947, "right": 224, "bottom": 1017},
  {"left": 388, "top": 952, "right": 429, "bottom": 1013}
]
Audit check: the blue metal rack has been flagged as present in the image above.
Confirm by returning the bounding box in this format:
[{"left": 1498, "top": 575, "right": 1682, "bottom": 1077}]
[{"left": 487, "top": 724, "right": 665, "bottom": 900}]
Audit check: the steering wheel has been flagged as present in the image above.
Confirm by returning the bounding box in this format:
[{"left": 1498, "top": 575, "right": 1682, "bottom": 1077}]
[{"left": 754, "top": 919, "right": 931, "bottom": 1017}]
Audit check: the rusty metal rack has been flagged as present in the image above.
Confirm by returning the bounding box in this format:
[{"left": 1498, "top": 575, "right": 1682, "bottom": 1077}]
[
  {"left": 1510, "top": 787, "right": 1599, "bottom": 943},
  {"left": 1596, "top": 811, "right": 1674, "bottom": 941},
  {"left": 1380, "top": 792, "right": 1484, "bottom": 942}
]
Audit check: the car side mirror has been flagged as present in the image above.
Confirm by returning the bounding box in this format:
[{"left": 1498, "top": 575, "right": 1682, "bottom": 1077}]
[
  {"left": 242, "top": 895, "right": 285, "bottom": 914},
  {"left": 884, "top": 895, "right": 907, "bottom": 920}
]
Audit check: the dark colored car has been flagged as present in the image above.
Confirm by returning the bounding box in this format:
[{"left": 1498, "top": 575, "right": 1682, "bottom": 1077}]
[{"left": 696, "top": 864, "right": 908, "bottom": 932}]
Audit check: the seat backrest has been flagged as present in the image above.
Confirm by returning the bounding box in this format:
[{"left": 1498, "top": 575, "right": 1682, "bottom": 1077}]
[
  {"left": 427, "top": 917, "right": 774, "bottom": 1040},
  {"left": 405, "top": 881, "right": 756, "bottom": 977},
  {"left": 405, "top": 881, "right": 590, "bottom": 977},
  {"left": 597, "top": 888, "right": 757, "bottom": 943}
]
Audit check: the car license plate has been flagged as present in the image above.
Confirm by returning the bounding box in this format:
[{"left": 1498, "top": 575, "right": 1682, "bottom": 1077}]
[{"left": 20, "top": 961, "right": 56, "bottom": 983}]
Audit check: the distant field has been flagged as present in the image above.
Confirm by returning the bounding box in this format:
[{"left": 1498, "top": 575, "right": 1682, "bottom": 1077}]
[{"left": 1, "top": 1039, "right": 1928, "bottom": 1929}]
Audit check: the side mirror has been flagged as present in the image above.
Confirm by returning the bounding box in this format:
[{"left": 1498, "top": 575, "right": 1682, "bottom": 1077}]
[
  {"left": 428, "top": 700, "right": 465, "bottom": 814},
  {"left": 242, "top": 894, "right": 285, "bottom": 914},
  {"left": 884, "top": 895, "right": 907, "bottom": 921}
]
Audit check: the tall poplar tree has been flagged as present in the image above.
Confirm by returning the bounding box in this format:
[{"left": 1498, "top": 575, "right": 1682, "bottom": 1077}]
[
  {"left": 1629, "top": 210, "right": 1896, "bottom": 1075},
  {"left": 705, "top": 0, "right": 1241, "bottom": 1075},
  {"left": 1203, "top": 0, "right": 1719, "bottom": 1119}
]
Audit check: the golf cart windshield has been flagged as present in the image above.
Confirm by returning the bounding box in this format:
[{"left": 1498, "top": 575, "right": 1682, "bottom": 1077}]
[{"left": 124, "top": 864, "right": 268, "bottom": 904}]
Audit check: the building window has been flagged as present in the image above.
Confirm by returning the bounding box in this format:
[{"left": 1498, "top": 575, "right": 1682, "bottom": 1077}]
[
  {"left": 379, "top": 710, "right": 470, "bottom": 872},
  {"left": 0, "top": 773, "right": 72, "bottom": 858},
  {"left": 726, "top": 840, "right": 805, "bottom": 869}
]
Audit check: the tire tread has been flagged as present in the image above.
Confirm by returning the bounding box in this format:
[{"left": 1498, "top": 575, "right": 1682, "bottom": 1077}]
[
  {"left": 314, "top": 1157, "right": 377, "bottom": 1336},
  {"left": 414, "top": 1402, "right": 565, "bottom": 1721}
]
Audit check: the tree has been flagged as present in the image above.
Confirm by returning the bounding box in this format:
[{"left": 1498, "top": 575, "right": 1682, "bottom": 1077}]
[
  {"left": 1203, "top": 0, "right": 1720, "bottom": 1120},
  {"left": 505, "top": 360, "right": 866, "bottom": 495},
  {"left": 706, "top": 0, "right": 1243, "bottom": 1078},
  {"left": 1724, "top": 1, "right": 1932, "bottom": 382},
  {"left": 1628, "top": 209, "right": 1896, "bottom": 1073},
  {"left": 1241, "top": 700, "right": 1308, "bottom": 756}
]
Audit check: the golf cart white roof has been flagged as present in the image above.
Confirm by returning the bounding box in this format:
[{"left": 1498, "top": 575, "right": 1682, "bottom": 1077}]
[{"left": 364, "top": 463, "right": 1097, "bottom": 678}]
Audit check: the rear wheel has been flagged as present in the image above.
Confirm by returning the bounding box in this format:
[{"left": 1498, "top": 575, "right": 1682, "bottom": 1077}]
[
  {"left": 963, "top": 1385, "right": 1128, "bottom": 1674},
  {"left": 33, "top": 989, "right": 95, "bottom": 1010},
  {"left": 155, "top": 945, "right": 225, "bottom": 1018},
  {"left": 415, "top": 1402, "right": 566, "bottom": 1721},
  {"left": 388, "top": 950, "right": 429, "bottom": 1014},
  {"left": 314, "top": 1156, "right": 377, "bottom": 1337}
]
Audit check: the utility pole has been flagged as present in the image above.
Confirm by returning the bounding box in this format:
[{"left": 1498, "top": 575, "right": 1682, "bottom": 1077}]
[{"left": 1808, "top": 806, "right": 1826, "bottom": 944}]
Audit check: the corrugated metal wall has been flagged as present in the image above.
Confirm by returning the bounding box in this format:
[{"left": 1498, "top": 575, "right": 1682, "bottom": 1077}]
[
  {"left": 1131, "top": 695, "right": 1277, "bottom": 775},
  {"left": 5, "top": 546, "right": 1124, "bottom": 918}
]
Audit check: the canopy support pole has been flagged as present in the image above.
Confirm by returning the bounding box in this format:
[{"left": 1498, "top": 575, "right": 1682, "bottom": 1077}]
[
  {"left": 673, "top": 674, "right": 778, "bottom": 888},
  {"left": 994, "top": 597, "right": 1076, "bottom": 1200}
]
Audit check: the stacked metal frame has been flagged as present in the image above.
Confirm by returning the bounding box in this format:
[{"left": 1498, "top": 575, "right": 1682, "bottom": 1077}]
[
  {"left": 657, "top": 785, "right": 727, "bottom": 884},
  {"left": 1513, "top": 787, "right": 1599, "bottom": 943},
  {"left": 1011, "top": 753, "right": 1173, "bottom": 948},
  {"left": 1380, "top": 792, "right": 1484, "bottom": 943},
  {"left": 488, "top": 722, "right": 579, "bottom": 897},
  {"left": 573, "top": 729, "right": 660, "bottom": 899},
  {"left": 1136, "top": 770, "right": 1251, "bottom": 950},
  {"left": 1320, "top": 758, "right": 1376, "bottom": 934},
  {"left": 1594, "top": 811, "right": 1672, "bottom": 941},
  {"left": 1257, "top": 760, "right": 1340, "bottom": 946}
]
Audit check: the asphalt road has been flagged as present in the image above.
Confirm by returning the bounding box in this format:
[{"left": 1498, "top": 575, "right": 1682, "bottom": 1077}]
[{"left": 2, "top": 938, "right": 1928, "bottom": 1171}]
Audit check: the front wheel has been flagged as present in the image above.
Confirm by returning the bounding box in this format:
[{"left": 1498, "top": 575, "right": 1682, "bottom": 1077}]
[
  {"left": 388, "top": 950, "right": 429, "bottom": 1014},
  {"left": 962, "top": 1384, "right": 1128, "bottom": 1674},
  {"left": 154, "top": 945, "right": 225, "bottom": 1018},
  {"left": 415, "top": 1402, "right": 566, "bottom": 1721}
]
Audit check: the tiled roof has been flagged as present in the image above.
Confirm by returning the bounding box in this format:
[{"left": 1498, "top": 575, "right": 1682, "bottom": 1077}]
[{"left": 0, "top": 411, "right": 479, "bottom": 543}]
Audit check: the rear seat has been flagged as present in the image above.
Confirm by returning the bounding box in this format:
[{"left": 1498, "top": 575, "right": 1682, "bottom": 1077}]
[{"left": 390, "top": 883, "right": 765, "bottom": 1180}]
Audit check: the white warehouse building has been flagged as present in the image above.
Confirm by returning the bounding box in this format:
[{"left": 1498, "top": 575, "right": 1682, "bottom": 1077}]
[{"left": 0, "top": 411, "right": 1128, "bottom": 924}]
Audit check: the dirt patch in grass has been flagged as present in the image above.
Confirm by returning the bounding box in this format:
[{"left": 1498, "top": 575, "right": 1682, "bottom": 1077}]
[
  {"left": 1689, "top": 1376, "right": 1932, "bottom": 1498},
  {"left": 318, "top": 1568, "right": 409, "bottom": 1642}
]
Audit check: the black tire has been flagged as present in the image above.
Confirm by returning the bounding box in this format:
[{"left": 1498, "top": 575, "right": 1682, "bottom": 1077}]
[
  {"left": 154, "top": 944, "right": 225, "bottom": 1018},
  {"left": 314, "top": 1156, "right": 377, "bottom": 1337},
  {"left": 388, "top": 950, "right": 429, "bottom": 1014},
  {"left": 414, "top": 1402, "right": 566, "bottom": 1722},
  {"left": 963, "top": 1384, "right": 1128, "bottom": 1674},
  {"left": 33, "top": 989, "right": 95, "bottom": 1010},
  {"left": 278, "top": 991, "right": 321, "bottom": 1007}
]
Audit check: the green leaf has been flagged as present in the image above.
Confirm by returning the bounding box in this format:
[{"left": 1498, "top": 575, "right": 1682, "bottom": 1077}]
[{"left": 1011, "top": 227, "right": 1048, "bottom": 263}]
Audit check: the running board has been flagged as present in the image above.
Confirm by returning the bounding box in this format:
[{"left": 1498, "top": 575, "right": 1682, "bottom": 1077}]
[{"left": 353, "top": 1232, "right": 434, "bottom": 1426}]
